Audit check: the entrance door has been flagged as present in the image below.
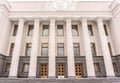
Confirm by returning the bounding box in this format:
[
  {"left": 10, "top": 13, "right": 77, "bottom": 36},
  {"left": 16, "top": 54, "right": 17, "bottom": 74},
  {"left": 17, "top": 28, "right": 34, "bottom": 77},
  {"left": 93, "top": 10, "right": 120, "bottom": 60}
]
[
  {"left": 57, "top": 64, "right": 65, "bottom": 78},
  {"left": 40, "top": 64, "right": 48, "bottom": 78},
  {"left": 75, "top": 64, "right": 82, "bottom": 78}
]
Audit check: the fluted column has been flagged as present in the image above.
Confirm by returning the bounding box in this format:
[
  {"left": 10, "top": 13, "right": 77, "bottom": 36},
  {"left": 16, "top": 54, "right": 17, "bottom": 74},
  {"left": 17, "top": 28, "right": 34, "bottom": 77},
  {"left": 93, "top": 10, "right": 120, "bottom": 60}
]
[
  {"left": 97, "top": 19, "right": 115, "bottom": 77},
  {"left": 9, "top": 19, "right": 24, "bottom": 77},
  {"left": 81, "top": 18, "right": 95, "bottom": 77},
  {"left": 28, "top": 19, "right": 40, "bottom": 77},
  {"left": 66, "top": 19, "right": 75, "bottom": 78},
  {"left": 48, "top": 19, "right": 56, "bottom": 78}
]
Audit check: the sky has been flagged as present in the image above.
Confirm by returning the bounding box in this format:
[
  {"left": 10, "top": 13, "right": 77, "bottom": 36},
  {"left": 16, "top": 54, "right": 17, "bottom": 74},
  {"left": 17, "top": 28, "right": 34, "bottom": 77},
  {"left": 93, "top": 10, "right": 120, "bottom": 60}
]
[{"left": 7, "top": 0, "right": 113, "bottom": 2}]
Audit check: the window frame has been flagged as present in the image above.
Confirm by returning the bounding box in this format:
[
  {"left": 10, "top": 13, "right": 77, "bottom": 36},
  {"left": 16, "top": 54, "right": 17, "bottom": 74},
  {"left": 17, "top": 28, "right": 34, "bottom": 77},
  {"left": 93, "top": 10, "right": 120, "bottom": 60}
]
[
  {"left": 12, "top": 24, "right": 18, "bottom": 36},
  {"left": 25, "top": 43, "right": 32, "bottom": 56},
  {"left": 22, "top": 63, "right": 29, "bottom": 73},
  {"left": 27, "top": 25, "right": 34, "bottom": 36},
  {"left": 57, "top": 43, "right": 64, "bottom": 56},
  {"left": 88, "top": 25, "right": 93, "bottom": 36},
  {"left": 72, "top": 25, "right": 79, "bottom": 36},
  {"left": 41, "top": 43, "right": 48, "bottom": 56},
  {"left": 57, "top": 25, "right": 64, "bottom": 36},
  {"left": 90, "top": 43, "right": 96, "bottom": 56},
  {"left": 42, "top": 25, "right": 49, "bottom": 36},
  {"left": 73, "top": 43, "right": 80, "bottom": 56}
]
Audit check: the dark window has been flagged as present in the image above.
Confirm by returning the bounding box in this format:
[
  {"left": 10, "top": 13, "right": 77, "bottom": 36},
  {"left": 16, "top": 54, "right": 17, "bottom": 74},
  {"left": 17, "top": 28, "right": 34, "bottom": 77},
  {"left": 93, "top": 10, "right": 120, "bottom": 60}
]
[
  {"left": 25, "top": 43, "right": 31, "bottom": 56},
  {"left": 72, "top": 25, "right": 79, "bottom": 36},
  {"left": 9, "top": 43, "right": 14, "bottom": 56},
  {"left": 113, "top": 63, "right": 118, "bottom": 73},
  {"left": 94, "top": 63, "right": 101, "bottom": 73},
  {"left": 91, "top": 43, "right": 96, "bottom": 56},
  {"left": 88, "top": 25, "right": 93, "bottom": 36},
  {"left": 22, "top": 63, "right": 29, "bottom": 73},
  {"left": 13, "top": 25, "right": 18, "bottom": 36},
  {"left": 108, "top": 43, "right": 112, "bottom": 56},
  {"left": 73, "top": 43, "right": 80, "bottom": 56},
  {"left": 57, "top": 43, "right": 64, "bottom": 56},
  {"left": 57, "top": 25, "right": 64, "bottom": 36},
  {"left": 41, "top": 43, "right": 48, "bottom": 56},
  {"left": 5, "top": 63, "right": 11, "bottom": 73},
  {"left": 28, "top": 25, "right": 34, "bottom": 36},
  {"left": 42, "top": 25, "right": 49, "bottom": 36},
  {"left": 104, "top": 25, "right": 108, "bottom": 36}
]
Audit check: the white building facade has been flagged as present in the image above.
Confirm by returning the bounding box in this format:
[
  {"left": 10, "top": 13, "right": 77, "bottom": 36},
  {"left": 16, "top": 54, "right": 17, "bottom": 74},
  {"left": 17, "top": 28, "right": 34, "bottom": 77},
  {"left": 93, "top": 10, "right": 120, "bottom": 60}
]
[{"left": 0, "top": 0, "right": 120, "bottom": 83}]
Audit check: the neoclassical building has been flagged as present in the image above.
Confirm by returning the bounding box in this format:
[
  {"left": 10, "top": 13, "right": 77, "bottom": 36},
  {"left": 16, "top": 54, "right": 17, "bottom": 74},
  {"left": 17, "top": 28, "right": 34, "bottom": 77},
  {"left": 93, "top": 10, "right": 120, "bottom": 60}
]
[{"left": 0, "top": 0, "right": 120, "bottom": 83}]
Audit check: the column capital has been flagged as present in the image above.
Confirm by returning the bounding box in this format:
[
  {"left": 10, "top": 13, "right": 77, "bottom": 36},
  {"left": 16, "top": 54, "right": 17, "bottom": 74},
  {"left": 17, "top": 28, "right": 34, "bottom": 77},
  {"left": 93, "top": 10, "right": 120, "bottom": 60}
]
[
  {"left": 96, "top": 18, "right": 103, "bottom": 22},
  {"left": 65, "top": 18, "right": 72, "bottom": 22},
  {"left": 81, "top": 18, "right": 87, "bottom": 23},
  {"left": 50, "top": 18, "right": 56, "bottom": 22}
]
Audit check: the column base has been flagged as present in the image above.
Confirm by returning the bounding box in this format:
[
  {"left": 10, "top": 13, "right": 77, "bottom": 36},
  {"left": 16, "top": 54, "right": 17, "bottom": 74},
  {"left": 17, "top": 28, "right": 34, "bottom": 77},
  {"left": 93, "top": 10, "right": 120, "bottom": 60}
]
[
  {"left": 68, "top": 76, "right": 76, "bottom": 79},
  {"left": 8, "top": 76, "right": 18, "bottom": 79},
  {"left": 48, "top": 76, "right": 56, "bottom": 79},
  {"left": 28, "top": 76, "right": 36, "bottom": 78}
]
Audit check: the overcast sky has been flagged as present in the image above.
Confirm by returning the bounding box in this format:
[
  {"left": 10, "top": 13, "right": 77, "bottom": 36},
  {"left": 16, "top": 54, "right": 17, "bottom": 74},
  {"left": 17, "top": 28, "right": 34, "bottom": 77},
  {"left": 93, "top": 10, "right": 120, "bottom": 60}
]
[{"left": 7, "top": 0, "right": 113, "bottom": 2}]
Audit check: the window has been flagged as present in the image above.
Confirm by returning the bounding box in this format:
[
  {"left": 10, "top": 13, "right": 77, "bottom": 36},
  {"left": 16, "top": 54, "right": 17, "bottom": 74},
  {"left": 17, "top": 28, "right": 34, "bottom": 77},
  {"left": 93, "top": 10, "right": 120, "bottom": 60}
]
[
  {"left": 108, "top": 43, "right": 112, "bottom": 56},
  {"left": 104, "top": 25, "right": 108, "bottom": 36},
  {"left": 91, "top": 43, "right": 96, "bottom": 56},
  {"left": 5, "top": 63, "right": 11, "bottom": 73},
  {"left": 57, "top": 43, "right": 64, "bottom": 56},
  {"left": 94, "top": 63, "right": 101, "bottom": 73},
  {"left": 13, "top": 25, "right": 18, "bottom": 36},
  {"left": 25, "top": 43, "right": 31, "bottom": 56},
  {"left": 72, "top": 25, "right": 79, "bottom": 36},
  {"left": 73, "top": 43, "right": 80, "bottom": 56},
  {"left": 9, "top": 43, "right": 14, "bottom": 56},
  {"left": 57, "top": 64, "right": 65, "bottom": 78},
  {"left": 75, "top": 64, "right": 82, "bottom": 78},
  {"left": 40, "top": 64, "right": 48, "bottom": 78},
  {"left": 42, "top": 25, "right": 49, "bottom": 36},
  {"left": 88, "top": 25, "right": 93, "bottom": 36},
  {"left": 41, "top": 43, "right": 48, "bottom": 56},
  {"left": 57, "top": 25, "right": 64, "bottom": 36},
  {"left": 22, "top": 63, "right": 29, "bottom": 73},
  {"left": 113, "top": 63, "right": 118, "bottom": 73},
  {"left": 28, "top": 25, "right": 34, "bottom": 36}
]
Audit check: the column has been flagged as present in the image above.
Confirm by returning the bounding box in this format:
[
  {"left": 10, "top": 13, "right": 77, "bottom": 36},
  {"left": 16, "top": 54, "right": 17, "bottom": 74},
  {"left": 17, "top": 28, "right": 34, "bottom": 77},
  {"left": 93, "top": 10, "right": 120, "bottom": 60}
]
[
  {"left": 81, "top": 18, "right": 95, "bottom": 77},
  {"left": 9, "top": 19, "right": 24, "bottom": 77},
  {"left": 48, "top": 19, "right": 56, "bottom": 78},
  {"left": 66, "top": 19, "right": 75, "bottom": 78},
  {"left": 97, "top": 19, "right": 115, "bottom": 77},
  {"left": 28, "top": 19, "right": 40, "bottom": 77}
]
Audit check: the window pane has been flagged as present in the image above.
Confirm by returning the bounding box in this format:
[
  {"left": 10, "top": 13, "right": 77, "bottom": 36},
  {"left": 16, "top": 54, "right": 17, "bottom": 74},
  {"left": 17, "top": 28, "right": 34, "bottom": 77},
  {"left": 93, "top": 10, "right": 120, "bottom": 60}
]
[
  {"left": 43, "top": 25, "right": 49, "bottom": 36},
  {"left": 58, "top": 43, "right": 64, "bottom": 56},
  {"left": 25, "top": 43, "right": 31, "bottom": 56},
  {"left": 104, "top": 25, "right": 108, "bottom": 36},
  {"left": 23, "top": 63, "right": 29, "bottom": 73},
  {"left": 90, "top": 43, "right": 96, "bottom": 56},
  {"left": 73, "top": 43, "right": 80, "bottom": 56},
  {"left": 41, "top": 44, "right": 48, "bottom": 56},
  {"left": 13, "top": 25, "right": 18, "bottom": 36},
  {"left": 88, "top": 25, "right": 93, "bottom": 36},
  {"left": 94, "top": 63, "right": 101, "bottom": 73},
  {"left": 72, "top": 25, "right": 78, "bottom": 36},
  {"left": 28, "top": 25, "right": 34, "bottom": 36},
  {"left": 108, "top": 43, "right": 112, "bottom": 56},
  {"left": 57, "top": 25, "right": 64, "bottom": 36},
  {"left": 9, "top": 43, "right": 14, "bottom": 56},
  {"left": 113, "top": 63, "right": 118, "bottom": 73}
]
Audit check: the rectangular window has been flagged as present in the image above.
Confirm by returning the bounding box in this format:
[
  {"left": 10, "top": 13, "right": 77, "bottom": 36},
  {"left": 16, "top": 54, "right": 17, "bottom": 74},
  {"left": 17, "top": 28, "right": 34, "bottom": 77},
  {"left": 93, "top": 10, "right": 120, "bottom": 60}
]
[
  {"left": 57, "top": 64, "right": 65, "bottom": 78},
  {"left": 104, "top": 25, "right": 108, "bottom": 36},
  {"left": 88, "top": 25, "right": 93, "bottom": 36},
  {"left": 113, "top": 63, "right": 118, "bottom": 73},
  {"left": 41, "top": 43, "right": 48, "bottom": 56},
  {"left": 13, "top": 25, "right": 18, "bottom": 36},
  {"left": 42, "top": 25, "right": 49, "bottom": 36},
  {"left": 94, "top": 63, "right": 101, "bottom": 73},
  {"left": 28, "top": 25, "right": 34, "bottom": 36},
  {"left": 75, "top": 64, "right": 82, "bottom": 78},
  {"left": 72, "top": 25, "right": 79, "bottom": 36},
  {"left": 57, "top": 25, "right": 64, "bottom": 36},
  {"left": 22, "top": 63, "right": 29, "bottom": 73},
  {"left": 57, "top": 43, "right": 64, "bottom": 56},
  {"left": 5, "top": 63, "right": 11, "bottom": 73},
  {"left": 73, "top": 43, "right": 80, "bottom": 56},
  {"left": 40, "top": 64, "right": 48, "bottom": 78},
  {"left": 108, "top": 43, "right": 112, "bottom": 56},
  {"left": 9, "top": 43, "right": 14, "bottom": 56},
  {"left": 91, "top": 43, "right": 96, "bottom": 56},
  {"left": 25, "top": 43, "right": 31, "bottom": 56}
]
